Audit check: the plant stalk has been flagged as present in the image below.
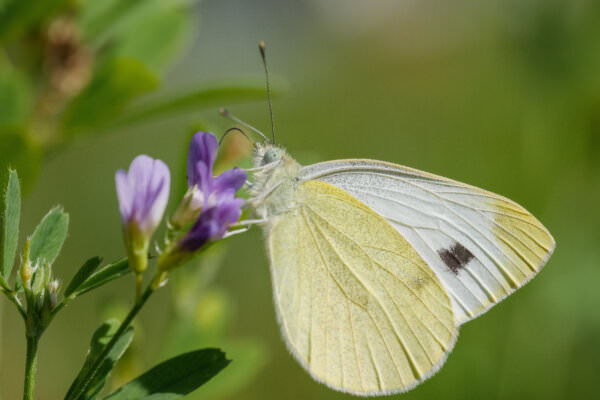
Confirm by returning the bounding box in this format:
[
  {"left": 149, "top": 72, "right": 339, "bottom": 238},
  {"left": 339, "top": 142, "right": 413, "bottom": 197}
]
[
  {"left": 23, "top": 335, "right": 39, "bottom": 400},
  {"left": 66, "top": 277, "right": 159, "bottom": 400}
]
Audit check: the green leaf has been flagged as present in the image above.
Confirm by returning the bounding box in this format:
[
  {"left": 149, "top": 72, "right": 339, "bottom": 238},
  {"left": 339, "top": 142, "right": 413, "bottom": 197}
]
[
  {"left": 0, "top": 168, "right": 20, "bottom": 280},
  {"left": 79, "top": 0, "right": 122, "bottom": 36},
  {"left": 113, "top": 83, "right": 272, "bottom": 129},
  {"left": 80, "top": 0, "right": 146, "bottom": 41},
  {"left": 64, "top": 257, "right": 102, "bottom": 298},
  {"left": 72, "top": 259, "right": 130, "bottom": 297},
  {"left": 107, "top": 2, "right": 194, "bottom": 74},
  {"left": 104, "top": 349, "right": 231, "bottom": 400},
  {"left": 66, "top": 319, "right": 135, "bottom": 400},
  {"left": 194, "top": 340, "right": 266, "bottom": 399},
  {"left": 29, "top": 206, "right": 68, "bottom": 266},
  {"left": 62, "top": 58, "right": 158, "bottom": 137}
]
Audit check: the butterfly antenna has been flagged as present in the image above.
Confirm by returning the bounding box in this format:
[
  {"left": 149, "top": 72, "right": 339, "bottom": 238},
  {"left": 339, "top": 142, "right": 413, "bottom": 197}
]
[
  {"left": 219, "top": 108, "right": 270, "bottom": 143},
  {"left": 259, "top": 41, "right": 276, "bottom": 144},
  {"left": 219, "top": 127, "right": 251, "bottom": 145}
]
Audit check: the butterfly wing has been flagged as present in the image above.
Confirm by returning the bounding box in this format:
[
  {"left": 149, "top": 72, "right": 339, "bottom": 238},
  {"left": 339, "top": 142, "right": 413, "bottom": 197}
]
[
  {"left": 265, "top": 180, "right": 457, "bottom": 395},
  {"left": 300, "top": 160, "right": 555, "bottom": 325}
]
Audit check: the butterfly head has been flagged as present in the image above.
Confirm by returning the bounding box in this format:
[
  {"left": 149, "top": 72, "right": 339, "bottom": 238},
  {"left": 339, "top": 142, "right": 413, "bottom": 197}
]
[
  {"left": 253, "top": 142, "right": 292, "bottom": 167},
  {"left": 262, "top": 145, "right": 284, "bottom": 165}
]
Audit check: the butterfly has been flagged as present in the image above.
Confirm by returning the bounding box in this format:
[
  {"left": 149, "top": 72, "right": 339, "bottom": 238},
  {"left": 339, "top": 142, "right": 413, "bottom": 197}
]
[
  {"left": 242, "top": 143, "right": 554, "bottom": 396},
  {"left": 232, "top": 42, "right": 555, "bottom": 396}
]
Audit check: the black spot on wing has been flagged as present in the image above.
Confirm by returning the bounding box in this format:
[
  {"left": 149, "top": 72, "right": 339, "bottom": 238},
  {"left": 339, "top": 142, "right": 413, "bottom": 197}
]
[{"left": 438, "top": 243, "right": 474, "bottom": 274}]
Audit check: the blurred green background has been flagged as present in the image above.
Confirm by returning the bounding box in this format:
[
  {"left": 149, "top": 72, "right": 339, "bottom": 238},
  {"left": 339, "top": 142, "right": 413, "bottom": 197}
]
[{"left": 1, "top": 0, "right": 600, "bottom": 398}]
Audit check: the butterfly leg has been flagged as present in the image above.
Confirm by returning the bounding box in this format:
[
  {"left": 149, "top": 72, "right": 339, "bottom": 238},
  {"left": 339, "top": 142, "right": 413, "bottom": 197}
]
[
  {"left": 223, "top": 218, "right": 267, "bottom": 238},
  {"left": 231, "top": 218, "right": 267, "bottom": 228},
  {"left": 224, "top": 226, "right": 251, "bottom": 238}
]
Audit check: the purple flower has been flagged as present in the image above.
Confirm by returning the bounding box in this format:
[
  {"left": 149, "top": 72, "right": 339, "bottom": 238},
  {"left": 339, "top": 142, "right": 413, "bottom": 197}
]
[
  {"left": 171, "top": 131, "right": 246, "bottom": 229},
  {"left": 115, "top": 155, "right": 170, "bottom": 273},
  {"left": 161, "top": 132, "right": 246, "bottom": 270},
  {"left": 178, "top": 192, "right": 244, "bottom": 251}
]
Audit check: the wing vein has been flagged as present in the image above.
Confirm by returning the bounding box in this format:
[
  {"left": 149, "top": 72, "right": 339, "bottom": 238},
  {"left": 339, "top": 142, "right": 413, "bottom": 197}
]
[
  {"left": 299, "top": 209, "right": 366, "bottom": 390},
  {"left": 301, "top": 208, "right": 412, "bottom": 382},
  {"left": 367, "top": 339, "right": 384, "bottom": 391},
  {"left": 363, "top": 245, "right": 453, "bottom": 314},
  {"left": 305, "top": 206, "right": 434, "bottom": 376},
  {"left": 514, "top": 223, "right": 552, "bottom": 253},
  {"left": 476, "top": 209, "right": 545, "bottom": 269},
  {"left": 310, "top": 210, "right": 454, "bottom": 360}
]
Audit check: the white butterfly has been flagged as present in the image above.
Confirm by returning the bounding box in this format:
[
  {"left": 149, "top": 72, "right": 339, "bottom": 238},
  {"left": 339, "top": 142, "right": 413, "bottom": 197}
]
[{"left": 237, "top": 143, "right": 554, "bottom": 396}]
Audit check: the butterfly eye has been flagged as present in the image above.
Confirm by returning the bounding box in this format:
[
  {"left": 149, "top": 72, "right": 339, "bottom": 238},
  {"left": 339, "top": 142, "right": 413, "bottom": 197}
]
[{"left": 263, "top": 148, "right": 280, "bottom": 164}]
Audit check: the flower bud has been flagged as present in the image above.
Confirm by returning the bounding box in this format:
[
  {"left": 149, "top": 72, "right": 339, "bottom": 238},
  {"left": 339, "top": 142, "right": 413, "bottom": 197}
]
[
  {"left": 115, "top": 155, "right": 170, "bottom": 274},
  {"left": 20, "top": 239, "right": 33, "bottom": 289},
  {"left": 45, "top": 280, "right": 60, "bottom": 311}
]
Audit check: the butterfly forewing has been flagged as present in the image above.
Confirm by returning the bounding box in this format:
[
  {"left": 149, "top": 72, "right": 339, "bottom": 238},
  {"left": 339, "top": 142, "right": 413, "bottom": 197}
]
[
  {"left": 266, "top": 180, "right": 457, "bottom": 395},
  {"left": 300, "top": 160, "right": 555, "bottom": 325}
]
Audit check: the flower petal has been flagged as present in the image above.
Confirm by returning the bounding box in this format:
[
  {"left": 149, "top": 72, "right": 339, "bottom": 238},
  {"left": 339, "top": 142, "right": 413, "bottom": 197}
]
[
  {"left": 144, "top": 158, "right": 170, "bottom": 232},
  {"left": 115, "top": 169, "right": 133, "bottom": 223},
  {"left": 178, "top": 207, "right": 220, "bottom": 251},
  {"left": 193, "top": 161, "right": 213, "bottom": 197},
  {"left": 187, "top": 131, "right": 218, "bottom": 188},
  {"left": 128, "top": 155, "right": 155, "bottom": 224},
  {"left": 214, "top": 168, "right": 247, "bottom": 195},
  {"left": 215, "top": 197, "right": 244, "bottom": 234}
]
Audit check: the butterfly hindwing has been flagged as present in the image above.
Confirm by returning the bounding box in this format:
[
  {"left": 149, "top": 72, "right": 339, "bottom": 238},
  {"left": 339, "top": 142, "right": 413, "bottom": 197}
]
[
  {"left": 300, "top": 160, "right": 555, "bottom": 325},
  {"left": 266, "top": 180, "right": 457, "bottom": 395}
]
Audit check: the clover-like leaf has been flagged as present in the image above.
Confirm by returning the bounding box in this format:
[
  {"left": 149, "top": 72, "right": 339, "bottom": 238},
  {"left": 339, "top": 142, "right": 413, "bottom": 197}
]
[
  {"left": 70, "top": 259, "right": 130, "bottom": 298},
  {"left": 65, "top": 319, "right": 135, "bottom": 400},
  {"left": 29, "top": 206, "right": 69, "bottom": 266},
  {"left": 1, "top": 168, "right": 20, "bottom": 281},
  {"left": 64, "top": 257, "right": 102, "bottom": 298},
  {"left": 103, "top": 348, "right": 230, "bottom": 400}
]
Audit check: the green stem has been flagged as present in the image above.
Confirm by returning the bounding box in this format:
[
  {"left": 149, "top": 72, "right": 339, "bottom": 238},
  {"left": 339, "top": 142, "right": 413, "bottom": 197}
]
[
  {"left": 23, "top": 336, "right": 39, "bottom": 400},
  {"left": 66, "top": 276, "right": 161, "bottom": 400},
  {"left": 135, "top": 272, "right": 143, "bottom": 300}
]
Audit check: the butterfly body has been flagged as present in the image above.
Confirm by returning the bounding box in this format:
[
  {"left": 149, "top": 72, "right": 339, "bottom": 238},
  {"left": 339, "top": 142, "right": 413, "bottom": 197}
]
[
  {"left": 249, "top": 144, "right": 301, "bottom": 219},
  {"left": 246, "top": 143, "right": 555, "bottom": 396}
]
